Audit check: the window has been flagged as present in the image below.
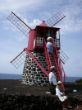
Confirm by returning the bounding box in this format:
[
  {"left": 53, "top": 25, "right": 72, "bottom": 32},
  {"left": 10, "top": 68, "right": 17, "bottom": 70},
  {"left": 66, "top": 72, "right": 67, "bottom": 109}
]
[{"left": 36, "top": 37, "right": 43, "bottom": 46}]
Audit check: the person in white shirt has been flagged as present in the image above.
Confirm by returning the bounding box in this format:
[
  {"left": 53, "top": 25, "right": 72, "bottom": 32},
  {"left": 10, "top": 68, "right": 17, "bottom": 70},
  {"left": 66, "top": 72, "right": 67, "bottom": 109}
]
[
  {"left": 49, "top": 66, "right": 57, "bottom": 95},
  {"left": 46, "top": 37, "right": 54, "bottom": 54},
  {"left": 56, "top": 81, "right": 73, "bottom": 109},
  {"left": 56, "top": 81, "right": 67, "bottom": 102}
]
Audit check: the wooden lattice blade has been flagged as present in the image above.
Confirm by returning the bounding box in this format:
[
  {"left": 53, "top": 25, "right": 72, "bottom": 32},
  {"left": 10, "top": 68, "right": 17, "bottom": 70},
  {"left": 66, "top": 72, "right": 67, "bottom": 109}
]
[
  {"left": 7, "top": 12, "right": 32, "bottom": 36},
  {"left": 60, "top": 50, "right": 69, "bottom": 64},
  {"left": 46, "top": 11, "right": 65, "bottom": 27},
  {"left": 10, "top": 50, "right": 26, "bottom": 68}
]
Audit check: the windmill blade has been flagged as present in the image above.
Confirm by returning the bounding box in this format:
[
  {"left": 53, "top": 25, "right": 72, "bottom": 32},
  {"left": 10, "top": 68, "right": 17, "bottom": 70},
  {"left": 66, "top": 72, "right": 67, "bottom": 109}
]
[
  {"left": 7, "top": 12, "right": 32, "bottom": 36},
  {"left": 10, "top": 50, "right": 26, "bottom": 68},
  {"left": 46, "top": 11, "right": 65, "bottom": 27},
  {"left": 60, "top": 50, "right": 69, "bottom": 64}
]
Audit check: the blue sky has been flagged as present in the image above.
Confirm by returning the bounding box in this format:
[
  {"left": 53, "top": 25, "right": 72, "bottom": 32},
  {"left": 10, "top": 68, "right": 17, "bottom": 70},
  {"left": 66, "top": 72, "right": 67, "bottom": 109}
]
[{"left": 0, "top": 0, "right": 82, "bottom": 77}]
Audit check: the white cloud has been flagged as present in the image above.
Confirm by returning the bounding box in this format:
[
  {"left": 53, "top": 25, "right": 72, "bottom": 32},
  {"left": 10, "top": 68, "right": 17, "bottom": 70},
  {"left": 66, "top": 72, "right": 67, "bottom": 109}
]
[
  {"left": 60, "top": 18, "right": 82, "bottom": 33},
  {"left": 29, "top": 19, "right": 42, "bottom": 28},
  {"left": 0, "top": 0, "right": 47, "bottom": 12},
  {"left": 56, "top": 2, "right": 82, "bottom": 34},
  {"left": 1, "top": 0, "right": 82, "bottom": 35}
]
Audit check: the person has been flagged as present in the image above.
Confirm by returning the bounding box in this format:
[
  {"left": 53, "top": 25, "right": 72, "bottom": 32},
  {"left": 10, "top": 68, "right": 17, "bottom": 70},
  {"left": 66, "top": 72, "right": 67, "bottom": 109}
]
[
  {"left": 46, "top": 36, "right": 54, "bottom": 54},
  {"left": 56, "top": 81, "right": 67, "bottom": 102},
  {"left": 56, "top": 81, "right": 72, "bottom": 109},
  {"left": 49, "top": 66, "right": 57, "bottom": 95}
]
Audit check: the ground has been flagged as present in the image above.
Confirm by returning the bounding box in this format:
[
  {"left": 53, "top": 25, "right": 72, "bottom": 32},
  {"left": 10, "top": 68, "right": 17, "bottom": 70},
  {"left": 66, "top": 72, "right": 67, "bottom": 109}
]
[{"left": 0, "top": 80, "right": 82, "bottom": 110}]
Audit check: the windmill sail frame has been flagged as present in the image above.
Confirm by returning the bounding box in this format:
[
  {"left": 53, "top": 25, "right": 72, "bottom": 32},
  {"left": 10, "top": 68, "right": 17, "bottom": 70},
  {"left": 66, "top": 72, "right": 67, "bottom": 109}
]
[{"left": 7, "top": 12, "right": 32, "bottom": 36}]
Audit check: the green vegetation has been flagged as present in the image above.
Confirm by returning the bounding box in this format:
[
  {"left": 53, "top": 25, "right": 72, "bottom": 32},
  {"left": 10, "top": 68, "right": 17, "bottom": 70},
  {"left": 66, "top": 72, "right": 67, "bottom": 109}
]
[{"left": 75, "top": 79, "right": 82, "bottom": 84}]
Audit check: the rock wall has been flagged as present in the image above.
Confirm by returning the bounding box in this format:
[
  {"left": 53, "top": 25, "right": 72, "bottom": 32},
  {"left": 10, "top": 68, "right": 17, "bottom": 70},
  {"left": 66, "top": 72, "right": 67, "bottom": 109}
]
[
  {"left": 22, "top": 52, "right": 49, "bottom": 86},
  {"left": 0, "top": 94, "right": 63, "bottom": 110}
]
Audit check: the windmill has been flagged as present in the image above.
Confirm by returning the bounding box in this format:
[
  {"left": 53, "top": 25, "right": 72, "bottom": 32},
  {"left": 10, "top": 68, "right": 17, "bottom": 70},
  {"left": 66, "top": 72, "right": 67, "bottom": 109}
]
[{"left": 7, "top": 11, "right": 68, "bottom": 86}]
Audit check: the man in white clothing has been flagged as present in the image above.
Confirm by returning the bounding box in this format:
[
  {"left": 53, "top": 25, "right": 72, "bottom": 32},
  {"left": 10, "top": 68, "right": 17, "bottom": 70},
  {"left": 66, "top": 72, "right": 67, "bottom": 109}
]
[
  {"left": 49, "top": 66, "right": 57, "bottom": 95},
  {"left": 56, "top": 81, "right": 73, "bottom": 109},
  {"left": 56, "top": 81, "right": 67, "bottom": 102}
]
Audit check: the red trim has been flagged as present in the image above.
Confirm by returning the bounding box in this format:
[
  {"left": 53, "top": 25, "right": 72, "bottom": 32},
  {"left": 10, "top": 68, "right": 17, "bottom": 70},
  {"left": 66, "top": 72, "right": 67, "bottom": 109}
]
[
  {"left": 44, "top": 40, "right": 52, "bottom": 72},
  {"left": 24, "top": 48, "right": 48, "bottom": 77},
  {"left": 52, "top": 52, "right": 62, "bottom": 80},
  {"left": 60, "top": 60, "right": 66, "bottom": 82},
  {"left": 53, "top": 46, "right": 66, "bottom": 89}
]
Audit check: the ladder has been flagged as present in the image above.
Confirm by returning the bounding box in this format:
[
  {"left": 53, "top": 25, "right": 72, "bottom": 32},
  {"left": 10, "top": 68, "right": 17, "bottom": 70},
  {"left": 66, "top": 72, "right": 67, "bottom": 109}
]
[{"left": 44, "top": 40, "right": 52, "bottom": 72}]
